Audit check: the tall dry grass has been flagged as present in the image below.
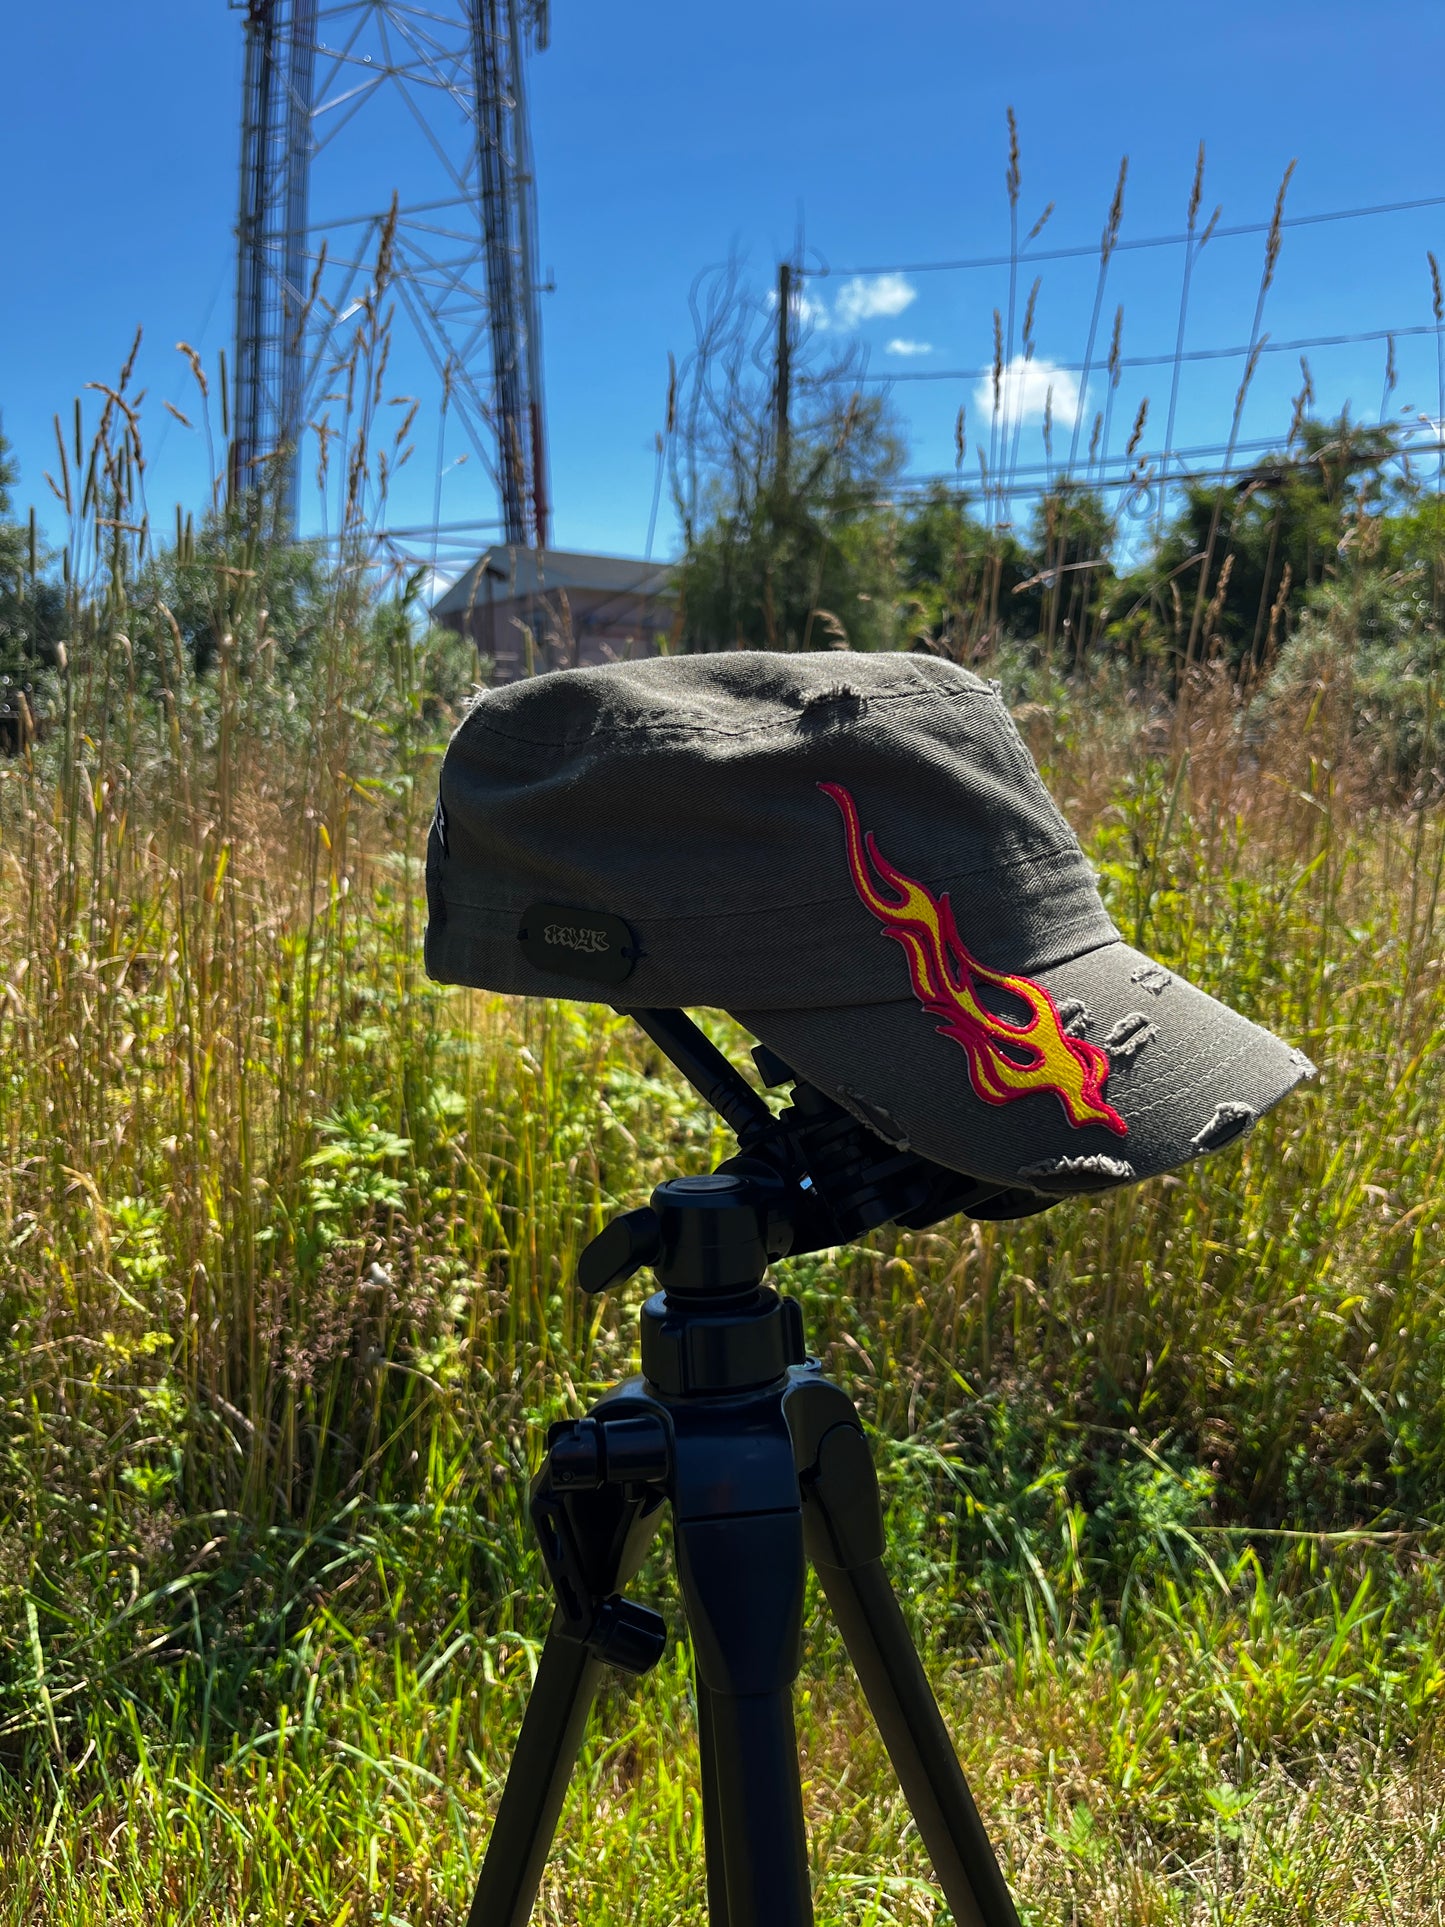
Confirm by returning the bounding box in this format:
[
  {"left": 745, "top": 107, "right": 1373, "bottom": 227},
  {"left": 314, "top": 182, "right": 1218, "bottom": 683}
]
[
  {"left": 4, "top": 627, "right": 1445, "bottom": 1919},
  {"left": 4, "top": 166, "right": 1445, "bottom": 1917}
]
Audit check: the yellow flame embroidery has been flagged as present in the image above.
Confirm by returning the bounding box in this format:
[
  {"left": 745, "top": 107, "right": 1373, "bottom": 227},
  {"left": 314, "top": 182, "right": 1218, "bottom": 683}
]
[{"left": 820, "top": 783, "right": 1126, "bottom": 1136}]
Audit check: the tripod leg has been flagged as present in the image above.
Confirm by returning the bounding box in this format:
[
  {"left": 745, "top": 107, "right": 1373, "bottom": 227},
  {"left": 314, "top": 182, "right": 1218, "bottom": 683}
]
[
  {"left": 468, "top": 1411, "right": 668, "bottom": 1927},
  {"left": 466, "top": 1619, "right": 603, "bottom": 1927},
  {"left": 789, "top": 1393, "right": 1022, "bottom": 1927},
  {"left": 675, "top": 1511, "right": 815, "bottom": 1927},
  {"left": 695, "top": 1680, "right": 732, "bottom": 1927},
  {"left": 816, "top": 1560, "right": 1019, "bottom": 1927}
]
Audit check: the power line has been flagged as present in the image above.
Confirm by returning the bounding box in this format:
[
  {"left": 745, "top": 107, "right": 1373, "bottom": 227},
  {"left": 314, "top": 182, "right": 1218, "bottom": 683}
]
[
  {"left": 855, "top": 320, "right": 1445, "bottom": 385},
  {"left": 803, "top": 191, "right": 1445, "bottom": 281},
  {"left": 897, "top": 433, "right": 1445, "bottom": 504}
]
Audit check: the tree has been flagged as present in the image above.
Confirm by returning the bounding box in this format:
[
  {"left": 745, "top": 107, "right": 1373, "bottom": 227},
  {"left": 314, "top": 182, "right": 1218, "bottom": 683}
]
[
  {"left": 1026, "top": 481, "right": 1119, "bottom": 661},
  {"left": 894, "top": 485, "right": 1034, "bottom": 657},
  {"left": 671, "top": 260, "right": 906, "bottom": 652},
  {"left": 1105, "top": 413, "right": 1400, "bottom": 676},
  {"left": 131, "top": 502, "right": 328, "bottom": 683},
  {"left": 0, "top": 424, "right": 65, "bottom": 697}
]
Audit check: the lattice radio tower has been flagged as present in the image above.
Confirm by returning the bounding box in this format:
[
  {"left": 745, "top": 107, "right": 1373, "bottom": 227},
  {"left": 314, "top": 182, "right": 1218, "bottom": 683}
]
[{"left": 231, "top": 0, "right": 550, "bottom": 553}]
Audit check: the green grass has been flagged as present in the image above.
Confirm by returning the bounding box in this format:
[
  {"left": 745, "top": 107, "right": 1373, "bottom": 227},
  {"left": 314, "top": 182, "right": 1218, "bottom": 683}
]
[
  {"left": 4, "top": 593, "right": 1445, "bottom": 1920},
  {"left": 3, "top": 1554, "right": 1445, "bottom": 1922}
]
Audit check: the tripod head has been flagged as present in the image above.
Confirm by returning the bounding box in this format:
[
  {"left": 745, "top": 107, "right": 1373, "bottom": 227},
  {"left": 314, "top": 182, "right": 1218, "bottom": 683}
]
[{"left": 577, "top": 1007, "right": 1054, "bottom": 1311}]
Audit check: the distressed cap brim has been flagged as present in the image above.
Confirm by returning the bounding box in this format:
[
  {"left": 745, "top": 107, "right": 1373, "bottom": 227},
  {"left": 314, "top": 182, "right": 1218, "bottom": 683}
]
[{"left": 731, "top": 937, "right": 1315, "bottom": 1193}]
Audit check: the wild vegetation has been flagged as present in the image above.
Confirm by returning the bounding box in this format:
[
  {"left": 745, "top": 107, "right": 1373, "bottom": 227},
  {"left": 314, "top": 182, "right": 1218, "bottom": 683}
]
[
  {"left": 671, "top": 160, "right": 1445, "bottom": 815},
  {"left": 3, "top": 183, "right": 1445, "bottom": 1919}
]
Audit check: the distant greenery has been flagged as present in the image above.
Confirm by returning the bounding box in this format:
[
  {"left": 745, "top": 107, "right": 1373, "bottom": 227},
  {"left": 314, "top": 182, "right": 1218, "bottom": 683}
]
[
  {"left": 5, "top": 318, "right": 1445, "bottom": 1918},
  {"left": 5, "top": 592, "right": 1445, "bottom": 1917},
  {"left": 670, "top": 321, "right": 1445, "bottom": 795},
  {"left": 0, "top": 427, "right": 64, "bottom": 697},
  {"left": 130, "top": 501, "right": 331, "bottom": 680},
  {"left": 1105, "top": 415, "right": 1415, "bottom": 677},
  {"left": 670, "top": 261, "right": 907, "bottom": 652}
]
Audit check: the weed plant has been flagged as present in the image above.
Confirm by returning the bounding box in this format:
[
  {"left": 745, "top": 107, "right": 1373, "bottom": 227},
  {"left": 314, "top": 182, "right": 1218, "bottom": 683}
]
[
  {"left": 3, "top": 572, "right": 1445, "bottom": 1925},
  {"left": 5, "top": 242, "right": 1445, "bottom": 1924}
]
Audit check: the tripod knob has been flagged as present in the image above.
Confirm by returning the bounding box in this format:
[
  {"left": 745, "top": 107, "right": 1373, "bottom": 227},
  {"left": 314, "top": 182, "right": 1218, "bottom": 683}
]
[
  {"left": 587, "top": 1595, "right": 668, "bottom": 1675},
  {"left": 577, "top": 1207, "right": 664, "bottom": 1295},
  {"left": 650, "top": 1172, "right": 773, "bottom": 1297}
]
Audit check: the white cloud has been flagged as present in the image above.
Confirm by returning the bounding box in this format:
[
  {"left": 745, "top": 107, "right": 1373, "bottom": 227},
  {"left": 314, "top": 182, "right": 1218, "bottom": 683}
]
[
  {"left": 886, "top": 338, "right": 933, "bottom": 357},
  {"left": 973, "top": 355, "right": 1081, "bottom": 430},
  {"left": 769, "top": 284, "right": 833, "bottom": 330},
  {"left": 770, "top": 270, "right": 918, "bottom": 334},
  {"left": 834, "top": 273, "right": 917, "bottom": 328},
  {"left": 794, "top": 289, "right": 832, "bottom": 331}
]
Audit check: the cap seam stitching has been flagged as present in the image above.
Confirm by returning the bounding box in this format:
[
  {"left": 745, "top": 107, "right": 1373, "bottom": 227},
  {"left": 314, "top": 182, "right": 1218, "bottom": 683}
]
[{"left": 463, "top": 683, "right": 995, "bottom": 749}]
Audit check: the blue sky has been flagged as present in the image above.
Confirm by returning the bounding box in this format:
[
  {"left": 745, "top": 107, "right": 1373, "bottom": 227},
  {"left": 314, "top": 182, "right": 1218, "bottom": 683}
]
[{"left": 3, "top": 0, "right": 1445, "bottom": 570}]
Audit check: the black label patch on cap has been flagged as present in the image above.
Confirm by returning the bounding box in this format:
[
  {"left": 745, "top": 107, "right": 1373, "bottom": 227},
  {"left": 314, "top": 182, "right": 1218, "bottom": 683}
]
[{"left": 518, "top": 902, "right": 638, "bottom": 985}]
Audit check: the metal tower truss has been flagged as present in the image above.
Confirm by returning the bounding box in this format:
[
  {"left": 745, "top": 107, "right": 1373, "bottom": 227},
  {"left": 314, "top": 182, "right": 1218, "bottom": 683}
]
[{"left": 231, "top": 0, "right": 551, "bottom": 557}]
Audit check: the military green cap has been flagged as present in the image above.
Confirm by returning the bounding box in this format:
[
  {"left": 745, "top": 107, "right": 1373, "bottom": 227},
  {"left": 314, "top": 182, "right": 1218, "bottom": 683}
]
[{"left": 425, "top": 652, "right": 1312, "bottom": 1194}]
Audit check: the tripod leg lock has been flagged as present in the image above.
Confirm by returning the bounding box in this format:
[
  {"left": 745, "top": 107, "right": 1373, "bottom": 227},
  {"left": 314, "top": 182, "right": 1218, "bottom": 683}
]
[
  {"left": 548, "top": 1413, "right": 671, "bottom": 1491},
  {"left": 531, "top": 1413, "right": 673, "bottom": 1678},
  {"left": 784, "top": 1376, "right": 887, "bottom": 1569},
  {"left": 586, "top": 1594, "right": 668, "bottom": 1674},
  {"left": 798, "top": 1419, "right": 887, "bottom": 1570}
]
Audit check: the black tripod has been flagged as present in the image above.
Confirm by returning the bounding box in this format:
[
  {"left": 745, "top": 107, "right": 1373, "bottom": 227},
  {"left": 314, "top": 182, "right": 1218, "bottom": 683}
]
[{"left": 467, "top": 1009, "right": 1049, "bottom": 1927}]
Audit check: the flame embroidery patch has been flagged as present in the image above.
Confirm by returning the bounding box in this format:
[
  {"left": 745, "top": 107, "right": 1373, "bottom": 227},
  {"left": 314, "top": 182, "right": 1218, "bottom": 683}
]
[{"left": 820, "top": 783, "right": 1126, "bottom": 1137}]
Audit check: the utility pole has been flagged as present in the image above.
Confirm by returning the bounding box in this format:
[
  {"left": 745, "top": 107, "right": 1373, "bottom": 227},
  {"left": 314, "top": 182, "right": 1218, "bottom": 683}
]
[{"left": 774, "top": 259, "right": 792, "bottom": 485}]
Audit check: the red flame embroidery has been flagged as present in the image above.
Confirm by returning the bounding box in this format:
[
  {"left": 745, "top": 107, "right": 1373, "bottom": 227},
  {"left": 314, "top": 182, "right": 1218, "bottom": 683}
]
[{"left": 820, "top": 783, "right": 1126, "bottom": 1136}]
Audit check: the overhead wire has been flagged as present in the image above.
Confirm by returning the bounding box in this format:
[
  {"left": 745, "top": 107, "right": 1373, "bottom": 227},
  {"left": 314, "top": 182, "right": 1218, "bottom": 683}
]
[
  {"left": 897, "top": 433, "right": 1445, "bottom": 505},
  {"left": 855, "top": 321, "right": 1445, "bottom": 384},
  {"left": 803, "top": 191, "right": 1445, "bottom": 280},
  {"left": 787, "top": 182, "right": 1445, "bottom": 533}
]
